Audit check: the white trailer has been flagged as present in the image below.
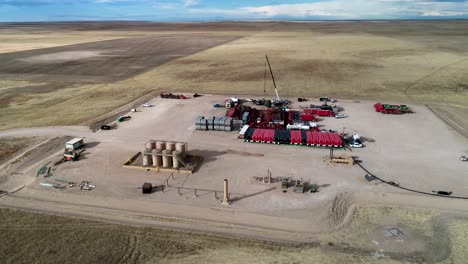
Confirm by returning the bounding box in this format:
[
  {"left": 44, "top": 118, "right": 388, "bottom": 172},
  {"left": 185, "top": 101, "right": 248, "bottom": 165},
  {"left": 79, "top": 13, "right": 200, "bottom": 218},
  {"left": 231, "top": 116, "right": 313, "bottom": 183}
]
[{"left": 65, "top": 138, "right": 84, "bottom": 151}]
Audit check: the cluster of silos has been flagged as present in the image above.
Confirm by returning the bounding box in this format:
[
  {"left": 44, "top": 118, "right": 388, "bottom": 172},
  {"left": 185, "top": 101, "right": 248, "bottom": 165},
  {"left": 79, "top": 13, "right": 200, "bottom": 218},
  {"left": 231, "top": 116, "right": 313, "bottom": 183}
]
[
  {"left": 143, "top": 140, "right": 187, "bottom": 169},
  {"left": 195, "top": 116, "right": 233, "bottom": 131}
]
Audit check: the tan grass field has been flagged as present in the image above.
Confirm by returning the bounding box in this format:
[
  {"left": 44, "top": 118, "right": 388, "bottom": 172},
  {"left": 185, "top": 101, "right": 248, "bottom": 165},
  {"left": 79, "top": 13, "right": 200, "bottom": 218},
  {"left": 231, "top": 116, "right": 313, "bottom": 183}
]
[
  {"left": 1, "top": 207, "right": 467, "bottom": 264},
  {"left": 0, "top": 21, "right": 467, "bottom": 132}
]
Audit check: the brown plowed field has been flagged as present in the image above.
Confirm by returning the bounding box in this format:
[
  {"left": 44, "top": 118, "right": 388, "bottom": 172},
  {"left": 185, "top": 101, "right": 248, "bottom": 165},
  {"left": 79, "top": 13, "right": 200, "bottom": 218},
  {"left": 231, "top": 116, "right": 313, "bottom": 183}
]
[{"left": 0, "top": 35, "right": 239, "bottom": 83}]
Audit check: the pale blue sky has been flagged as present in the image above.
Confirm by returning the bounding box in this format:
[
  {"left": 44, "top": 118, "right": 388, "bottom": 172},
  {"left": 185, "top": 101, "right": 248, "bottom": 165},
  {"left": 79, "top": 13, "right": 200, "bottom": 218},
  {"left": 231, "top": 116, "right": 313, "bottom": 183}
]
[{"left": 0, "top": 0, "right": 467, "bottom": 22}]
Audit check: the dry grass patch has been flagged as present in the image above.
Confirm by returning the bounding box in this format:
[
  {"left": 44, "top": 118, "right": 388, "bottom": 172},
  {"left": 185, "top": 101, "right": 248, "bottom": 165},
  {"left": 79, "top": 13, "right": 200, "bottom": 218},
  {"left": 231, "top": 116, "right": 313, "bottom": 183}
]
[{"left": 0, "top": 137, "right": 43, "bottom": 164}]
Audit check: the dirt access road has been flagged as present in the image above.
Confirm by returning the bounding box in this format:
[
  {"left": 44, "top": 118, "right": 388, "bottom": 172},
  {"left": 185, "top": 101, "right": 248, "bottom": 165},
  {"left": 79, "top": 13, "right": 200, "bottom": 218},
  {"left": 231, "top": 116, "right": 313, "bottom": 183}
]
[{"left": 0, "top": 95, "right": 467, "bottom": 244}]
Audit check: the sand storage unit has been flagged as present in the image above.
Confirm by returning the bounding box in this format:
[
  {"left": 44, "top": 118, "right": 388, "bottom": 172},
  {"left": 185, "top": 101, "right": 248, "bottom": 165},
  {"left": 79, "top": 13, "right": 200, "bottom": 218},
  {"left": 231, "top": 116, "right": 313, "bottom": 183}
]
[
  {"left": 162, "top": 150, "right": 172, "bottom": 168},
  {"left": 124, "top": 140, "right": 200, "bottom": 174},
  {"left": 156, "top": 141, "right": 166, "bottom": 150},
  {"left": 152, "top": 149, "right": 162, "bottom": 166},
  {"left": 195, "top": 116, "right": 233, "bottom": 131}
]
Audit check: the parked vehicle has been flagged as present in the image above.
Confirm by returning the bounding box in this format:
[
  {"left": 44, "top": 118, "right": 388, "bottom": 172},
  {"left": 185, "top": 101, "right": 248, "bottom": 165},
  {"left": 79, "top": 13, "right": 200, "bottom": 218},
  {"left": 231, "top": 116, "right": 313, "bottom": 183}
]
[
  {"left": 461, "top": 156, "right": 467, "bottom": 161},
  {"left": 350, "top": 142, "right": 363, "bottom": 148},
  {"left": 321, "top": 129, "right": 337, "bottom": 133},
  {"left": 63, "top": 150, "right": 81, "bottom": 161},
  {"left": 117, "top": 116, "right": 132, "bottom": 122},
  {"left": 335, "top": 113, "right": 346, "bottom": 119},
  {"left": 143, "top": 103, "right": 152, "bottom": 107}
]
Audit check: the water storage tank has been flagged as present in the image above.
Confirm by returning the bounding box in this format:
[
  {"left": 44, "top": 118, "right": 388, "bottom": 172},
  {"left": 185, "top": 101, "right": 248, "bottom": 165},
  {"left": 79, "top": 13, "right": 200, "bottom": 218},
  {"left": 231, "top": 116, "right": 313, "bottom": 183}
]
[
  {"left": 172, "top": 151, "right": 181, "bottom": 168},
  {"left": 156, "top": 141, "right": 166, "bottom": 150},
  {"left": 166, "top": 142, "right": 176, "bottom": 152},
  {"left": 143, "top": 154, "right": 152, "bottom": 167},
  {"left": 175, "top": 142, "right": 186, "bottom": 154},
  {"left": 151, "top": 149, "right": 160, "bottom": 166},
  {"left": 162, "top": 150, "right": 172, "bottom": 168}
]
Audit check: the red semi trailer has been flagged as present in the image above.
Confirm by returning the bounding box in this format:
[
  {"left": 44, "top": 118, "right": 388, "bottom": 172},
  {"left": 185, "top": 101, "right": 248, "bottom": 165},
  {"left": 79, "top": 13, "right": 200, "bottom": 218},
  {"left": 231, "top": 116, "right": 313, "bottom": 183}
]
[
  {"left": 374, "top": 103, "right": 411, "bottom": 114},
  {"left": 305, "top": 108, "right": 335, "bottom": 117}
]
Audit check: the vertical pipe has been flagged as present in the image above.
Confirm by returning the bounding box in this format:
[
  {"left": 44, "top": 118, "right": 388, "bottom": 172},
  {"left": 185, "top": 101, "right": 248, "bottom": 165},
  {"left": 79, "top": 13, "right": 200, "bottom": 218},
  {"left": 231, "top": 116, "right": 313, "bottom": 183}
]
[{"left": 222, "top": 179, "right": 230, "bottom": 205}]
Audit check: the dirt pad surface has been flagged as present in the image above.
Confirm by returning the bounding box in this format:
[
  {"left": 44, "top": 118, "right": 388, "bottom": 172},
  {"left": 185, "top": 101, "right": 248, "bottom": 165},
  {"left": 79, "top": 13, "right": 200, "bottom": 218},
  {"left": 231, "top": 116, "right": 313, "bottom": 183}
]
[
  {"left": 0, "top": 35, "right": 239, "bottom": 83},
  {"left": 0, "top": 95, "right": 467, "bottom": 243}
]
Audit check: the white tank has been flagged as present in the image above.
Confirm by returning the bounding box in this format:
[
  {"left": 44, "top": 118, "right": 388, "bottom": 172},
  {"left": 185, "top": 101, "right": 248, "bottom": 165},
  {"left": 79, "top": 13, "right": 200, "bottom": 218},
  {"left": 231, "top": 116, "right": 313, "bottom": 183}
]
[
  {"left": 166, "top": 142, "right": 176, "bottom": 152},
  {"left": 143, "top": 154, "right": 152, "bottom": 167},
  {"left": 172, "top": 151, "right": 181, "bottom": 169},
  {"left": 156, "top": 141, "right": 166, "bottom": 150},
  {"left": 162, "top": 150, "right": 172, "bottom": 168},
  {"left": 175, "top": 143, "right": 186, "bottom": 154}
]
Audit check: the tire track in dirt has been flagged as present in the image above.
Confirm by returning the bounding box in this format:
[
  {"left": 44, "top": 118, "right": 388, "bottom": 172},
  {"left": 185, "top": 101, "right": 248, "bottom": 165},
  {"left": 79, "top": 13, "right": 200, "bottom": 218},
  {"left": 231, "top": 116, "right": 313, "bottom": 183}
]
[{"left": 326, "top": 192, "right": 355, "bottom": 230}]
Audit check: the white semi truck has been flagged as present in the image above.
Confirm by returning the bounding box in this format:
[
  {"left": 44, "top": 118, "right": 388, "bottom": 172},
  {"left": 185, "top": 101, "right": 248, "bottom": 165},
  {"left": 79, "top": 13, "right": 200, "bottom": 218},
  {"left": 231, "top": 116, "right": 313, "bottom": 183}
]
[{"left": 64, "top": 138, "right": 84, "bottom": 161}]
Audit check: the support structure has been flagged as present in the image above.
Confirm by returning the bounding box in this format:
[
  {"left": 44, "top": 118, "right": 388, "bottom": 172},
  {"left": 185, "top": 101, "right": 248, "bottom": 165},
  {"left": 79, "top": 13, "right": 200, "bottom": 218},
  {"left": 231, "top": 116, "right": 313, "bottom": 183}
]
[{"left": 222, "top": 179, "right": 230, "bottom": 205}]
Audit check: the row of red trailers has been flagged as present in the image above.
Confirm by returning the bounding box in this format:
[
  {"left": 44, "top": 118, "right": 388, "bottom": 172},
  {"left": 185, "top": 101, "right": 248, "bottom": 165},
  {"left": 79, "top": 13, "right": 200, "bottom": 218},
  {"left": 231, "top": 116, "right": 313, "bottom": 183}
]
[
  {"left": 248, "top": 128, "right": 343, "bottom": 147},
  {"left": 305, "top": 131, "right": 343, "bottom": 147}
]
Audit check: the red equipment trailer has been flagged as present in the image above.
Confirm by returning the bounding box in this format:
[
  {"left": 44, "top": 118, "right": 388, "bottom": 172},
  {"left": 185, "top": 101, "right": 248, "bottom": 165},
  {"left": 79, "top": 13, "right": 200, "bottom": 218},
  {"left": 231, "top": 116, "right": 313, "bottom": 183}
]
[
  {"left": 306, "top": 131, "right": 313, "bottom": 145},
  {"left": 290, "top": 130, "right": 301, "bottom": 144},
  {"left": 312, "top": 132, "right": 320, "bottom": 146},
  {"left": 264, "top": 129, "right": 274, "bottom": 143},
  {"left": 333, "top": 133, "right": 344, "bottom": 147},
  {"left": 300, "top": 114, "right": 316, "bottom": 122},
  {"left": 329, "top": 133, "right": 338, "bottom": 147},
  {"left": 318, "top": 110, "right": 335, "bottom": 117},
  {"left": 259, "top": 129, "right": 265, "bottom": 142},
  {"left": 254, "top": 129, "right": 261, "bottom": 142},
  {"left": 323, "top": 133, "right": 331, "bottom": 147},
  {"left": 318, "top": 133, "right": 325, "bottom": 146},
  {"left": 227, "top": 107, "right": 237, "bottom": 118}
]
